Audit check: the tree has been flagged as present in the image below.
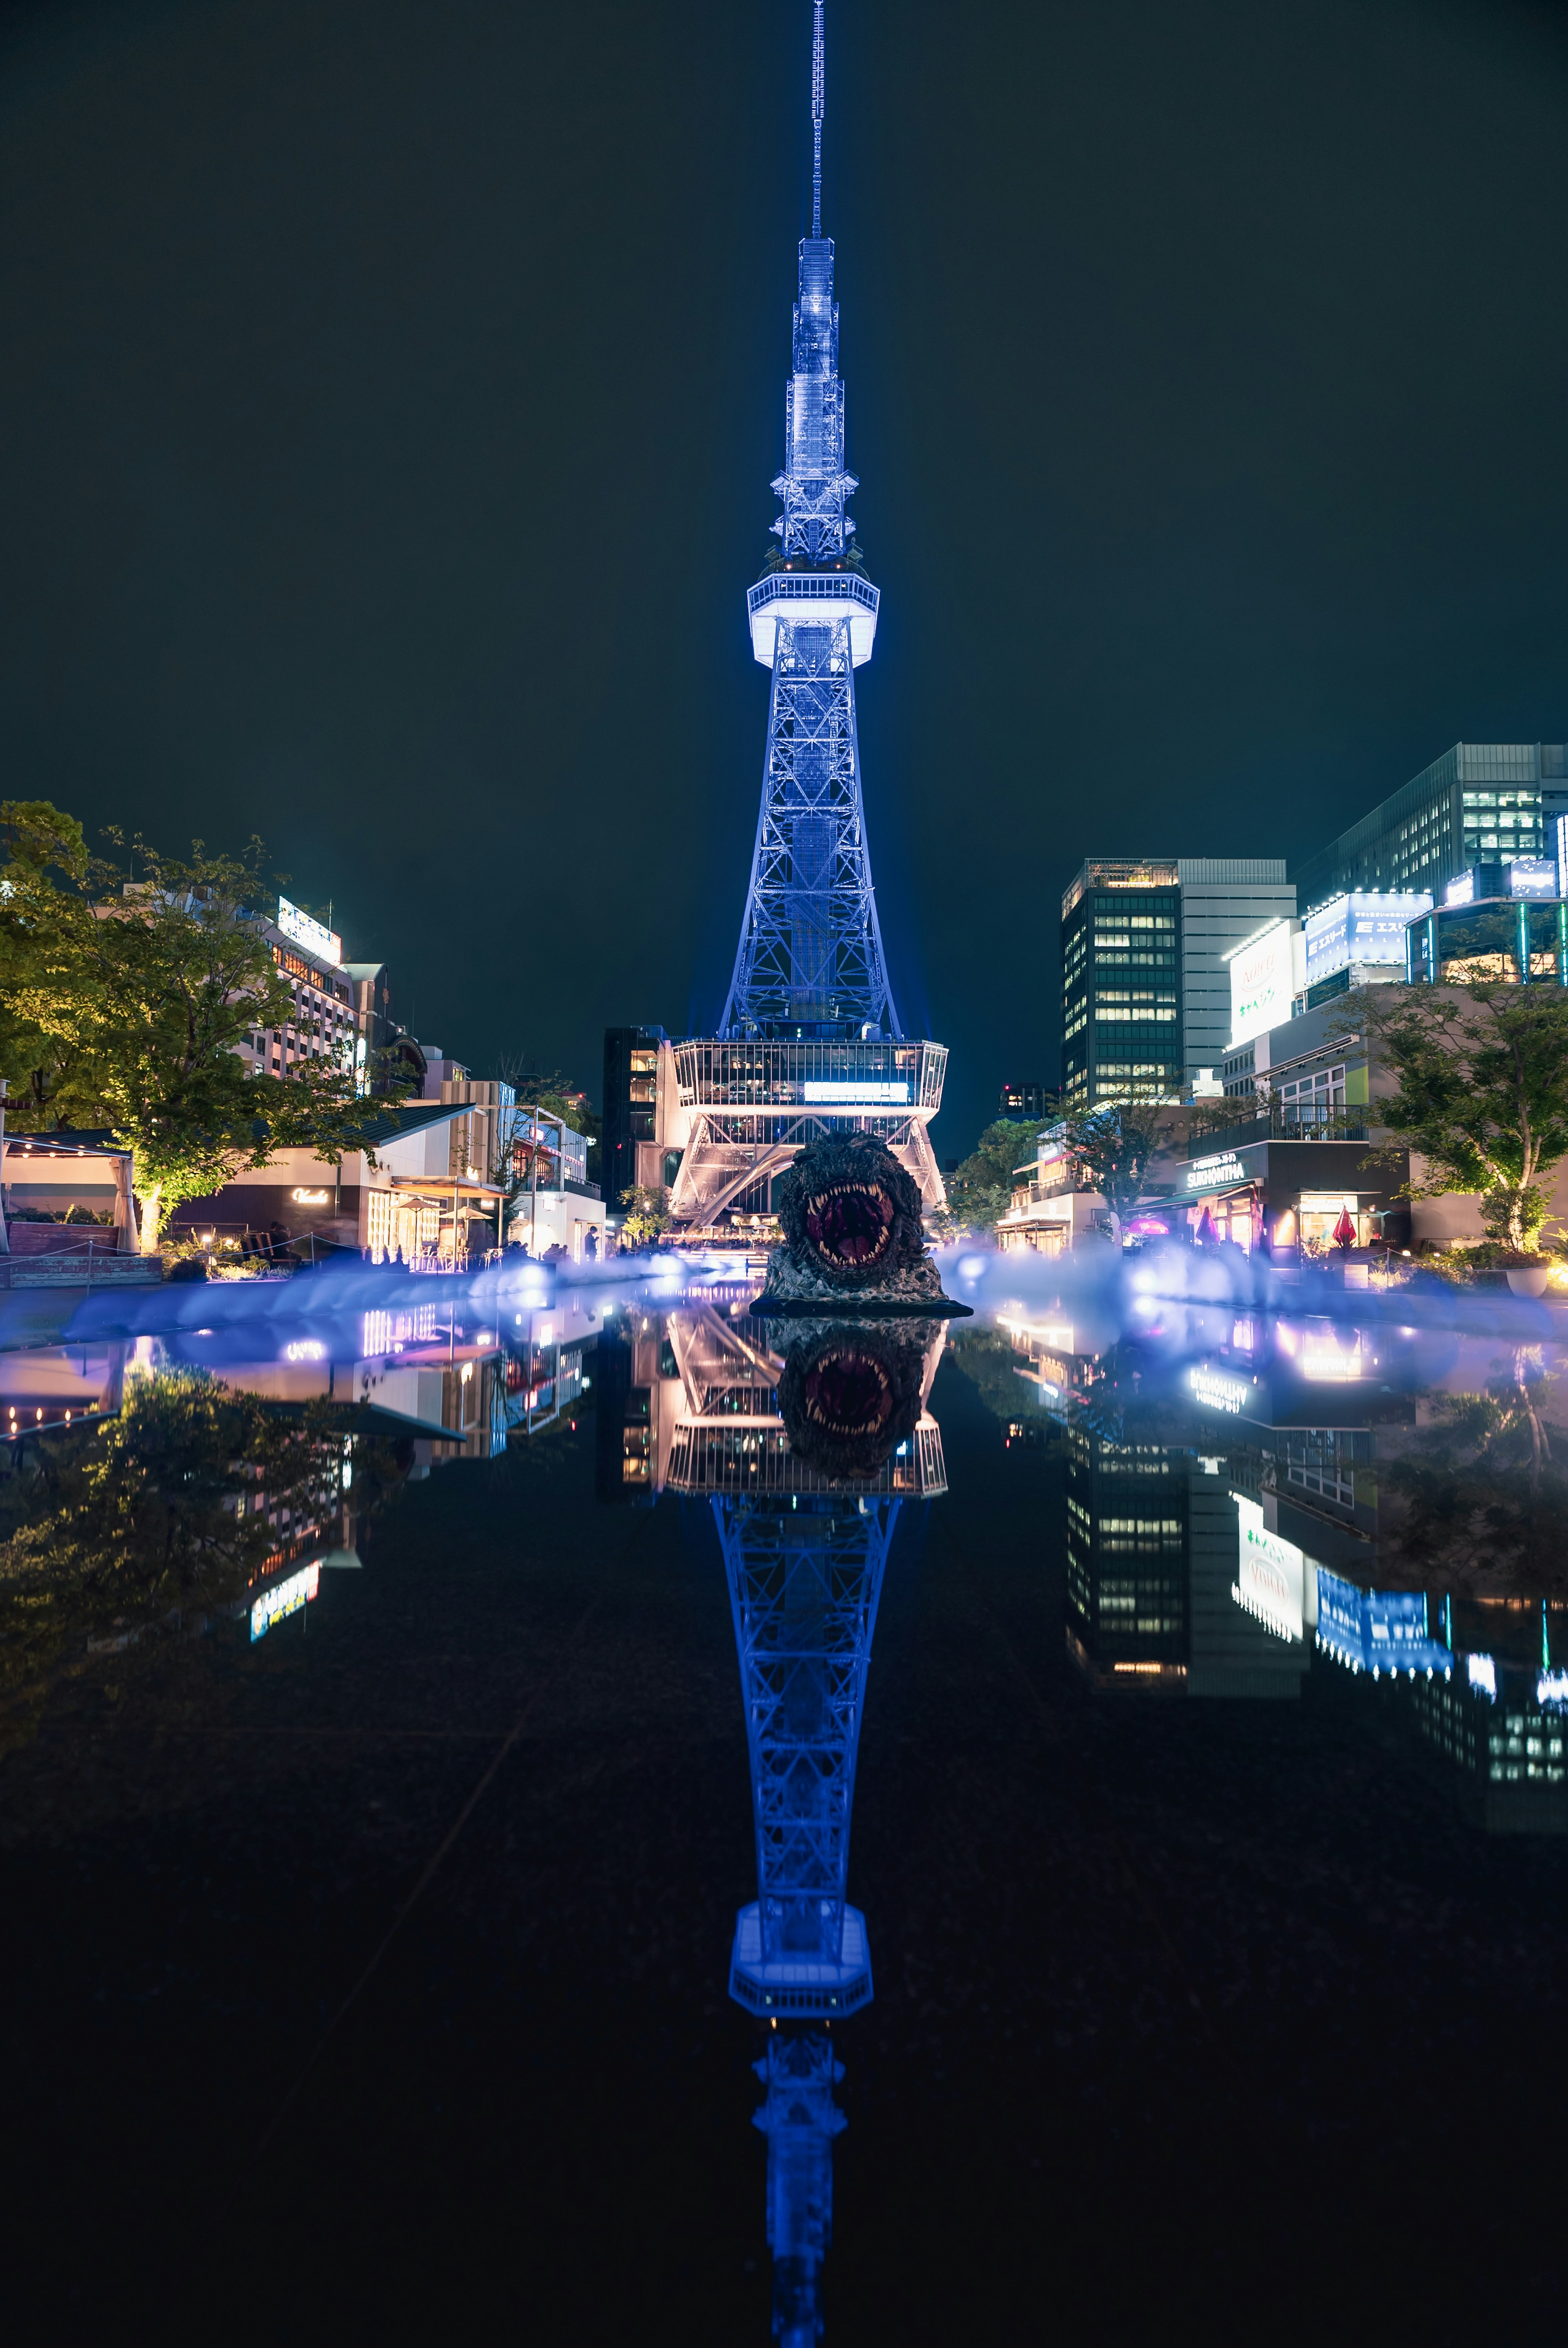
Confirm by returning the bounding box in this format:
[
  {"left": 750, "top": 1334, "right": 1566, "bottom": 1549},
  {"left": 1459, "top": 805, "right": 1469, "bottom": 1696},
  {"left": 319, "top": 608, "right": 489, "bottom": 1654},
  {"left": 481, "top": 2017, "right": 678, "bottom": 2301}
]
[
  {"left": 1346, "top": 982, "right": 1568, "bottom": 1256},
  {"left": 947, "top": 1115, "right": 1049, "bottom": 1233},
  {"left": 494, "top": 1056, "right": 602, "bottom": 1200},
  {"left": 2, "top": 809, "right": 399, "bottom": 1253},
  {"left": 0, "top": 800, "right": 98, "bottom": 1124},
  {"left": 1060, "top": 1095, "right": 1172, "bottom": 1242},
  {"left": 619, "top": 1184, "right": 671, "bottom": 1246}
]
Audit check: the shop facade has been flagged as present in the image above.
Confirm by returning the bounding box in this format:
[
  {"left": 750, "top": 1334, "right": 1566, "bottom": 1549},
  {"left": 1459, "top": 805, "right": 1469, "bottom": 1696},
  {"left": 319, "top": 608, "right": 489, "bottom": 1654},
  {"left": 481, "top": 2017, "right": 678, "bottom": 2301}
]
[{"left": 1180, "top": 1136, "right": 1410, "bottom": 1257}]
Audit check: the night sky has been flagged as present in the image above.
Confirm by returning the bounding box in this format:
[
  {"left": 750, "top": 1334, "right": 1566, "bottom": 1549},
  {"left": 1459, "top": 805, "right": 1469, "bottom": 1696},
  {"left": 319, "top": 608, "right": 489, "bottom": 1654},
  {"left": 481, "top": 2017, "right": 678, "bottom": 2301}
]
[{"left": 4, "top": 0, "right": 1568, "bottom": 1156}]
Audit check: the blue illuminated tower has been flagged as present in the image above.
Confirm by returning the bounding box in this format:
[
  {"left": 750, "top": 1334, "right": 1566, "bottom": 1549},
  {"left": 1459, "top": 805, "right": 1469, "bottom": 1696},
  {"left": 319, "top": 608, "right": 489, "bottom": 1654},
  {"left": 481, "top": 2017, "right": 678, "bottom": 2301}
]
[
  {"left": 667, "top": 2, "right": 948, "bottom": 1228},
  {"left": 717, "top": 1489, "right": 893, "bottom": 2348},
  {"left": 723, "top": 1, "right": 893, "bottom": 1042},
  {"left": 716, "top": 1492, "right": 897, "bottom": 2018}
]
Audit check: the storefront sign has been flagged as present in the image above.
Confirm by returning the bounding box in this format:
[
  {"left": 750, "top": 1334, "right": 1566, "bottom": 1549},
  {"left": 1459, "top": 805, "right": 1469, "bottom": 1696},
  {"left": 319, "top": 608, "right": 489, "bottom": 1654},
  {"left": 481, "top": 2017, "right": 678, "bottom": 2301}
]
[
  {"left": 250, "top": 1560, "right": 321, "bottom": 1642},
  {"left": 1186, "top": 1153, "right": 1246, "bottom": 1190},
  {"left": 277, "top": 895, "right": 342, "bottom": 966},
  {"left": 1227, "top": 919, "right": 1294, "bottom": 1047},
  {"left": 1188, "top": 1365, "right": 1252, "bottom": 1414},
  {"left": 1232, "top": 1496, "right": 1305, "bottom": 1642}
]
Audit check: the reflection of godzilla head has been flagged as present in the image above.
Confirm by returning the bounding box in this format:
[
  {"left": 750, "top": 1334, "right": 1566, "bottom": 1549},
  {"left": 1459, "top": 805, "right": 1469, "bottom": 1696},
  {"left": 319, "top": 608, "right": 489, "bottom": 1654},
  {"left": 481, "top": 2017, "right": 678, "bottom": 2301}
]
[
  {"left": 777, "top": 1319, "right": 932, "bottom": 1479},
  {"left": 776, "top": 1132, "right": 926, "bottom": 1291}
]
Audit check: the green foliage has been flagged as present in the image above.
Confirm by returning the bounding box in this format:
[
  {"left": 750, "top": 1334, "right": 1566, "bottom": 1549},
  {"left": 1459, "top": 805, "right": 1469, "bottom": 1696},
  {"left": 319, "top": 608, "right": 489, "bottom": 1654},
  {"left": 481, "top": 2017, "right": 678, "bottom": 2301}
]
[
  {"left": 947, "top": 1115, "right": 1047, "bottom": 1233},
  {"left": 1348, "top": 982, "right": 1568, "bottom": 1255},
  {"left": 946, "top": 1328, "right": 1060, "bottom": 1432},
  {"left": 1, "top": 807, "right": 399, "bottom": 1251},
  {"left": 618, "top": 1184, "right": 671, "bottom": 1246},
  {"left": 1383, "top": 1354, "right": 1568, "bottom": 1590},
  {"left": 0, "top": 1370, "right": 409, "bottom": 1729},
  {"left": 1060, "top": 1095, "right": 1170, "bottom": 1231}
]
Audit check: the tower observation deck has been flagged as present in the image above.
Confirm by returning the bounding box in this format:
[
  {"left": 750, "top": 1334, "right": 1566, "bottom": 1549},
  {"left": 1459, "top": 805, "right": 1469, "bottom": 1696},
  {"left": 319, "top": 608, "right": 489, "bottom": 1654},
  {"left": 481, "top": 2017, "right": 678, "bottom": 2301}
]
[{"left": 666, "top": 0, "right": 948, "bottom": 1235}]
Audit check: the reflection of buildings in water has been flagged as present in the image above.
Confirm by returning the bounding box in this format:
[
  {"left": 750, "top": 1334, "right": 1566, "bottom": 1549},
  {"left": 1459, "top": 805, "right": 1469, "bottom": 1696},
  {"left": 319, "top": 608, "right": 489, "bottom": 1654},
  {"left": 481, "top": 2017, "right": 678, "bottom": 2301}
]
[
  {"left": 610, "top": 1302, "right": 947, "bottom": 2340},
  {"left": 752, "top": 2030, "right": 846, "bottom": 2347},
  {"left": 594, "top": 1302, "right": 946, "bottom": 1505},
  {"left": 1064, "top": 1429, "right": 1310, "bottom": 1698},
  {"left": 0, "top": 1340, "right": 127, "bottom": 1439}
]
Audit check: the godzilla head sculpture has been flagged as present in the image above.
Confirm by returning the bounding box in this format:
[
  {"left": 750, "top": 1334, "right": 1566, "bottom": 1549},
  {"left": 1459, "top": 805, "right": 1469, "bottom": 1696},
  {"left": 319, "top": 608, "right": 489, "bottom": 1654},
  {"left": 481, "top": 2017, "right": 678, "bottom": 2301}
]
[
  {"left": 776, "top": 1317, "right": 937, "bottom": 1480},
  {"left": 774, "top": 1131, "right": 927, "bottom": 1293}
]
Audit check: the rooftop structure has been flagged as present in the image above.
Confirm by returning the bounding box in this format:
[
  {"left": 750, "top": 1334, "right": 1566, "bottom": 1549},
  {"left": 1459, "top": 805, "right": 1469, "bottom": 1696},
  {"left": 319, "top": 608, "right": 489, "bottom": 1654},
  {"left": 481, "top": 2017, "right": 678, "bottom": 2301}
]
[{"left": 1292, "top": 743, "right": 1567, "bottom": 914}]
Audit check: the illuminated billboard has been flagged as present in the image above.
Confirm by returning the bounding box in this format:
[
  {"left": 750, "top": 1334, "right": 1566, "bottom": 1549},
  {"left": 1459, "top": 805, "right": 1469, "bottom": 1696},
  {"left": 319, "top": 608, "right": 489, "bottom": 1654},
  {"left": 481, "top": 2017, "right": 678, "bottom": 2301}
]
[
  {"left": 802, "top": 1080, "right": 910, "bottom": 1104},
  {"left": 1508, "top": 857, "right": 1558, "bottom": 898},
  {"left": 1226, "top": 920, "right": 1294, "bottom": 1047},
  {"left": 250, "top": 1559, "right": 321, "bottom": 1641},
  {"left": 1305, "top": 890, "right": 1432, "bottom": 984},
  {"left": 1231, "top": 1494, "right": 1304, "bottom": 1641},
  {"left": 277, "top": 895, "right": 342, "bottom": 966}
]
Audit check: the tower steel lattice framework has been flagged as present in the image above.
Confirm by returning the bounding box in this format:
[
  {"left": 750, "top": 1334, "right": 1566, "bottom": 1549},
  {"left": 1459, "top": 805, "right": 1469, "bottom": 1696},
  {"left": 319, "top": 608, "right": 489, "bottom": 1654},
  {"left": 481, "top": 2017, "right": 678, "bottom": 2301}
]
[
  {"left": 665, "top": 0, "right": 948, "bottom": 1233},
  {"left": 650, "top": 1292, "right": 948, "bottom": 2343}
]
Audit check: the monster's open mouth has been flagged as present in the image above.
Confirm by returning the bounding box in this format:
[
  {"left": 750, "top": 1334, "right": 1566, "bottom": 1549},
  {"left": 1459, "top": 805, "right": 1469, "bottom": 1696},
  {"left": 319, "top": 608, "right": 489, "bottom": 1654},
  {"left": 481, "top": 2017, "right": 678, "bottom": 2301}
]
[
  {"left": 803, "top": 1180, "right": 896, "bottom": 1271},
  {"left": 802, "top": 1347, "right": 895, "bottom": 1441}
]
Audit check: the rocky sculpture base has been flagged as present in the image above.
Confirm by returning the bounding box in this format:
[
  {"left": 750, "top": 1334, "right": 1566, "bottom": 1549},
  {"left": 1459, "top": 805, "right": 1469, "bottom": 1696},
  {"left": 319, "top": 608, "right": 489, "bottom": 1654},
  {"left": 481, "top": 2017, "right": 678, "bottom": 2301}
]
[{"left": 751, "top": 1130, "right": 970, "bottom": 1317}]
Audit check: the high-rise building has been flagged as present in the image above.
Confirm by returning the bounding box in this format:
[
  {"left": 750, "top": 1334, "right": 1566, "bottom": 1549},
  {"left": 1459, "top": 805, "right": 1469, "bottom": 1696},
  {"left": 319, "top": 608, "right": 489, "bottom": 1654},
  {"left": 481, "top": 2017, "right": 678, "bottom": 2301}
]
[
  {"left": 662, "top": 3, "right": 946, "bottom": 1229},
  {"left": 1060, "top": 858, "right": 1295, "bottom": 1106},
  {"left": 1060, "top": 858, "right": 1183, "bottom": 1107},
  {"left": 601, "top": 1024, "right": 673, "bottom": 1206},
  {"left": 1176, "top": 858, "right": 1296, "bottom": 1075},
  {"left": 1292, "top": 742, "right": 1567, "bottom": 913},
  {"left": 999, "top": 1081, "right": 1051, "bottom": 1119}
]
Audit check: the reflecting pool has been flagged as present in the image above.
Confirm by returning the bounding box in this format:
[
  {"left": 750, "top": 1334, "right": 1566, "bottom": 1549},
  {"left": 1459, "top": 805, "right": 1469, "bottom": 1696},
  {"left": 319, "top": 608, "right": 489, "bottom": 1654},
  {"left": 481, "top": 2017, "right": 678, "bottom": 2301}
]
[{"left": 3, "top": 1245, "right": 1566, "bottom": 2337}]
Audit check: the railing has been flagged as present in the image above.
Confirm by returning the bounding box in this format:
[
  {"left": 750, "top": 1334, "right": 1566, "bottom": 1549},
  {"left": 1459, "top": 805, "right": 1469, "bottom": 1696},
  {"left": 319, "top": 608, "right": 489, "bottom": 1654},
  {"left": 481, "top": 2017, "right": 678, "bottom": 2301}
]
[
  {"left": 1186, "top": 1111, "right": 1371, "bottom": 1157},
  {"left": 746, "top": 572, "right": 880, "bottom": 618}
]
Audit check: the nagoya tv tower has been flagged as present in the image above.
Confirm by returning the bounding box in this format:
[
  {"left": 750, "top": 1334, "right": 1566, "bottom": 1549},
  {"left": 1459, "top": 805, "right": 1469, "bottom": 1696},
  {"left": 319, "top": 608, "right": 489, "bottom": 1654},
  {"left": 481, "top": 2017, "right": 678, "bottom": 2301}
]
[{"left": 665, "top": 1, "right": 948, "bottom": 1229}]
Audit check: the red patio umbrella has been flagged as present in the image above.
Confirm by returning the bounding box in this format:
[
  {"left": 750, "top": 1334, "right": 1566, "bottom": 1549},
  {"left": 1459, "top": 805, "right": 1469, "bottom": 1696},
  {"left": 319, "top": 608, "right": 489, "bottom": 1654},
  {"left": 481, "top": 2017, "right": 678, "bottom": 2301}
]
[{"left": 1332, "top": 1205, "right": 1357, "bottom": 1249}]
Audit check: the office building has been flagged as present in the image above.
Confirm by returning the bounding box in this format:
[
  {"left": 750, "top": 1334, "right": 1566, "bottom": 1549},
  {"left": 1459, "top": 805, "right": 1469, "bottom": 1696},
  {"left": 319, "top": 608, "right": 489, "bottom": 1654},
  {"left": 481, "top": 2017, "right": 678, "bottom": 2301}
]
[
  {"left": 1064, "top": 1427, "right": 1189, "bottom": 1686},
  {"left": 999, "top": 1081, "right": 1052, "bottom": 1119},
  {"left": 1406, "top": 862, "right": 1568, "bottom": 987},
  {"left": 1292, "top": 743, "right": 1566, "bottom": 913},
  {"left": 1061, "top": 859, "right": 1183, "bottom": 1106},
  {"left": 1060, "top": 856, "right": 1294, "bottom": 1106},
  {"left": 239, "top": 894, "right": 363, "bottom": 1086},
  {"left": 1176, "top": 858, "right": 1296, "bottom": 1076},
  {"left": 601, "top": 1025, "right": 676, "bottom": 1205}
]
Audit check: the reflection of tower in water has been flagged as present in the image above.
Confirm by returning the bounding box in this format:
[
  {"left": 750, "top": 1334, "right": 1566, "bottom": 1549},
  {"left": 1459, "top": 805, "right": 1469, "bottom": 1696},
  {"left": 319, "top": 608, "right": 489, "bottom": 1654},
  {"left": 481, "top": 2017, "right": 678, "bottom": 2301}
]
[{"left": 661, "top": 1302, "right": 946, "bottom": 2341}]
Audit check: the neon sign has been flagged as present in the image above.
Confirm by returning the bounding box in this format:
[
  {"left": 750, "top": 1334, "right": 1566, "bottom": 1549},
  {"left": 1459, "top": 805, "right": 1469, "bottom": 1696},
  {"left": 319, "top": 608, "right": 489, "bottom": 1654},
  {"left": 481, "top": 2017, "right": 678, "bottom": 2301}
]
[
  {"left": 1187, "top": 1154, "right": 1246, "bottom": 1190},
  {"left": 250, "top": 1560, "right": 321, "bottom": 1641}
]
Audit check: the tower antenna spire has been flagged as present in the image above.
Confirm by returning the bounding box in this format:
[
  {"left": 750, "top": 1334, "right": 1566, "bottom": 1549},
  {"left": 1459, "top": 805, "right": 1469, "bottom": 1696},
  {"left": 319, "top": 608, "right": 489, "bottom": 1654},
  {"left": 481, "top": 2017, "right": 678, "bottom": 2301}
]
[{"left": 811, "top": 0, "right": 825, "bottom": 238}]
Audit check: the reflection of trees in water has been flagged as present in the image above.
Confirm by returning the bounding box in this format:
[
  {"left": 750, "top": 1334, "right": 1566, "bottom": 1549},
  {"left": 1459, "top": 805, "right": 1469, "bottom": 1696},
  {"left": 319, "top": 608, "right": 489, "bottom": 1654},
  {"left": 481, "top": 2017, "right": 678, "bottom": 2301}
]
[
  {"left": 0, "top": 1368, "right": 409, "bottom": 1720},
  {"left": 1382, "top": 1351, "right": 1568, "bottom": 1594}
]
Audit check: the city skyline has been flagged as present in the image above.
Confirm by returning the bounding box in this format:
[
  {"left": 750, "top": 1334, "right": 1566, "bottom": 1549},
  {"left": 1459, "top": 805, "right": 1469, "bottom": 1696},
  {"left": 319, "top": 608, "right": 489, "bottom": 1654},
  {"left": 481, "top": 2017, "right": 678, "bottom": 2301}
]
[{"left": 4, "top": 0, "right": 1568, "bottom": 1152}]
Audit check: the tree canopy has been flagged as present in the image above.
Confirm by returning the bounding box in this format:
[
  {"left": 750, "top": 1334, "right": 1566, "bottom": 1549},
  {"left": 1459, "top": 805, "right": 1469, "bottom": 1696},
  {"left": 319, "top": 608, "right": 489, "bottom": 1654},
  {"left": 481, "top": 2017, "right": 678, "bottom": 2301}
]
[
  {"left": 2, "top": 803, "right": 399, "bottom": 1252},
  {"left": 947, "top": 1115, "right": 1048, "bottom": 1232},
  {"left": 1346, "top": 981, "right": 1568, "bottom": 1255},
  {"left": 1060, "top": 1095, "right": 1172, "bottom": 1237}
]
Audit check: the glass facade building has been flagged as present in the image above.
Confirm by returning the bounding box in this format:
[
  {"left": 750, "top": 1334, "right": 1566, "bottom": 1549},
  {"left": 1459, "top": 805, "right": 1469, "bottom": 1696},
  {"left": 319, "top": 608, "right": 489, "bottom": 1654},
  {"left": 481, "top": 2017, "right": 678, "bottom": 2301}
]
[
  {"left": 1292, "top": 743, "right": 1567, "bottom": 914},
  {"left": 1060, "top": 857, "right": 1294, "bottom": 1104},
  {"left": 1060, "top": 860, "right": 1183, "bottom": 1106}
]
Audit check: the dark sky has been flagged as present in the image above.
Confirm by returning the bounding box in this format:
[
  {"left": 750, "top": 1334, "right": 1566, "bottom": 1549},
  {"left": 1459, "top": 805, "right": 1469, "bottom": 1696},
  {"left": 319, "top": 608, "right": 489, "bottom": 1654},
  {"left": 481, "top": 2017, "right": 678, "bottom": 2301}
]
[{"left": 4, "top": 0, "right": 1568, "bottom": 1156}]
